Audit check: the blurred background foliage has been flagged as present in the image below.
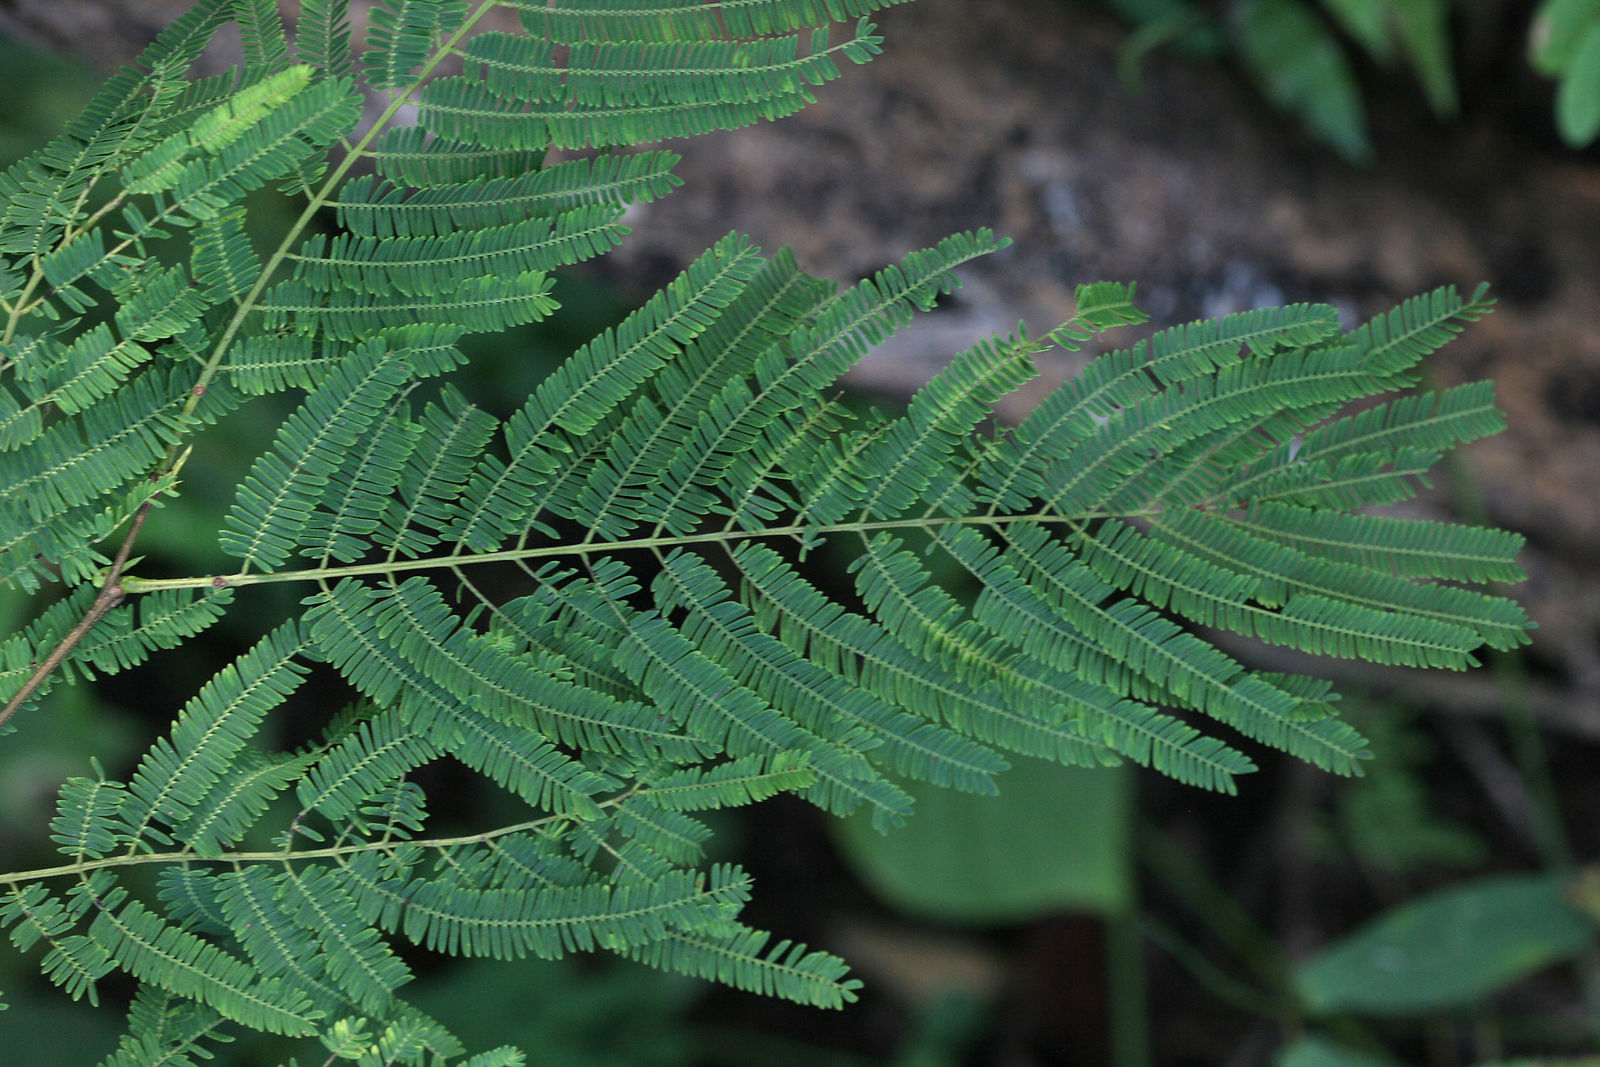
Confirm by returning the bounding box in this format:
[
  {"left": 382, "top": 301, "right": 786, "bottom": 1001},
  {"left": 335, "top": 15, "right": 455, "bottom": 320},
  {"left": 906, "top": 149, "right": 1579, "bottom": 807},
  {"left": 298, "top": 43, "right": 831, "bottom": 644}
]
[
  {"left": 2, "top": 6, "right": 1600, "bottom": 1064},
  {"left": 1105, "top": 0, "right": 1600, "bottom": 160}
]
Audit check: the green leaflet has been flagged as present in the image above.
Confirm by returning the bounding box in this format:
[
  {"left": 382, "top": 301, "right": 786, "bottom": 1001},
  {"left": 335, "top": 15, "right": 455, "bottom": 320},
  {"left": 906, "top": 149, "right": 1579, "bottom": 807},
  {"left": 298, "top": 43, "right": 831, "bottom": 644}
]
[
  {"left": 120, "top": 621, "right": 310, "bottom": 853},
  {"left": 122, "top": 66, "right": 315, "bottom": 194},
  {"left": 296, "top": 0, "right": 356, "bottom": 79},
  {"left": 419, "top": 21, "right": 885, "bottom": 148},
  {"left": 733, "top": 539, "right": 1112, "bottom": 771},
  {"left": 219, "top": 864, "right": 413, "bottom": 1017},
  {"left": 0, "top": 0, "right": 1531, "bottom": 1063},
  {"left": 221, "top": 344, "right": 413, "bottom": 572},
  {"left": 88, "top": 899, "right": 320, "bottom": 1036},
  {"left": 98, "top": 988, "right": 231, "bottom": 1066},
  {"left": 625, "top": 923, "right": 862, "bottom": 1009},
  {"left": 366, "top": 0, "right": 470, "bottom": 91},
  {"left": 331, "top": 153, "right": 682, "bottom": 239}
]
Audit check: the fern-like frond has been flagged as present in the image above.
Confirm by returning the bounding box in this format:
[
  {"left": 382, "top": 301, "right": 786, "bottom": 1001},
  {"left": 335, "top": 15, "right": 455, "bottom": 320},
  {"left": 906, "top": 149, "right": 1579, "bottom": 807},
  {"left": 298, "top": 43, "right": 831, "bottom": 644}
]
[
  {"left": 847, "top": 332, "right": 1038, "bottom": 520},
  {"left": 367, "top": 126, "right": 544, "bottom": 186},
  {"left": 1043, "top": 281, "right": 1151, "bottom": 349},
  {"left": 121, "top": 68, "right": 361, "bottom": 223},
  {"left": 975, "top": 302, "right": 1340, "bottom": 510},
  {"left": 0, "top": 378, "right": 44, "bottom": 453},
  {"left": 190, "top": 209, "right": 261, "bottom": 307},
  {"left": 1148, "top": 508, "right": 1532, "bottom": 655},
  {"left": 98, "top": 988, "right": 229, "bottom": 1067},
  {"left": 420, "top": 21, "right": 882, "bottom": 148},
  {"left": 430, "top": 693, "right": 613, "bottom": 820},
  {"left": 625, "top": 922, "right": 861, "bottom": 1009},
  {"left": 2, "top": 881, "right": 93, "bottom": 961},
  {"left": 221, "top": 864, "right": 412, "bottom": 1017},
  {"left": 299, "top": 396, "right": 424, "bottom": 564},
  {"left": 345, "top": 849, "right": 748, "bottom": 961},
  {"left": 1233, "top": 501, "right": 1527, "bottom": 584},
  {"left": 119, "top": 621, "right": 309, "bottom": 852},
  {"left": 608, "top": 800, "right": 712, "bottom": 867},
  {"left": 659, "top": 549, "right": 1008, "bottom": 794},
  {"left": 448, "top": 233, "right": 766, "bottom": 549},
  {"left": 640, "top": 231, "right": 1004, "bottom": 538},
  {"left": 517, "top": 0, "right": 912, "bottom": 41},
  {"left": 332, "top": 152, "right": 681, "bottom": 239},
  {"left": 1038, "top": 344, "right": 1385, "bottom": 515},
  {"left": 0, "top": 0, "right": 1533, "bottom": 1055},
  {"left": 214, "top": 865, "right": 346, "bottom": 1015},
  {"left": 285, "top": 204, "right": 628, "bottom": 300},
  {"left": 635, "top": 752, "right": 817, "bottom": 811},
  {"left": 1, "top": 876, "right": 118, "bottom": 1002},
  {"left": 49, "top": 777, "right": 131, "bottom": 862},
  {"left": 608, "top": 568, "right": 915, "bottom": 826},
  {"left": 6, "top": 367, "right": 194, "bottom": 518},
  {"left": 1348, "top": 282, "right": 1495, "bottom": 380},
  {"left": 88, "top": 899, "right": 320, "bottom": 1036},
  {"left": 295, "top": 707, "right": 442, "bottom": 824},
  {"left": 938, "top": 524, "right": 1367, "bottom": 773},
  {"left": 1067, "top": 514, "right": 1492, "bottom": 666},
  {"left": 13, "top": 274, "right": 200, "bottom": 418},
  {"left": 1, "top": 369, "right": 240, "bottom": 587},
  {"left": 296, "top": 0, "right": 356, "bottom": 79},
  {"left": 498, "top": 30, "right": 866, "bottom": 106},
  {"left": 71, "top": 588, "right": 235, "bottom": 680},
  {"left": 569, "top": 250, "right": 837, "bottom": 540},
  {"left": 365, "top": 0, "right": 469, "bottom": 90},
  {"left": 0, "top": 12, "right": 214, "bottom": 261},
  {"left": 258, "top": 265, "right": 558, "bottom": 342},
  {"left": 178, "top": 750, "right": 316, "bottom": 859},
  {"left": 471, "top": 833, "right": 591, "bottom": 893},
  {"left": 220, "top": 342, "right": 413, "bottom": 572},
  {"left": 734, "top": 540, "right": 1113, "bottom": 771},
  {"left": 233, "top": 0, "right": 293, "bottom": 73},
  {"left": 931, "top": 525, "right": 1256, "bottom": 788}
]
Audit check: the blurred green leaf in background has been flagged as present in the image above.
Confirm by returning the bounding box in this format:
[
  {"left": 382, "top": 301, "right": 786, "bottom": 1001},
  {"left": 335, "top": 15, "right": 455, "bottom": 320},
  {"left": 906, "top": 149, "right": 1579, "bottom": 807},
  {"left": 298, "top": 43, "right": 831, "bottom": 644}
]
[
  {"left": 1295, "top": 872, "right": 1598, "bottom": 1016},
  {"left": 833, "top": 760, "right": 1133, "bottom": 924}
]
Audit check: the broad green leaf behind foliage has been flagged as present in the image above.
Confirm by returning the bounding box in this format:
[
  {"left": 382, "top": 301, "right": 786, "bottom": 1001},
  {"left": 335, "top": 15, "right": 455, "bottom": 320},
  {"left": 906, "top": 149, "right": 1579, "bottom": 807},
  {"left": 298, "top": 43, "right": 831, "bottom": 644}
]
[
  {"left": 0, "top": 0, "right": 1529, "bottom": 1062},
  {"left": 1295, "top": 873, "right": 1598, "bottom": 1015},
  {"left": 833, "top": 760, "right": 1133, "bottom": 922}
]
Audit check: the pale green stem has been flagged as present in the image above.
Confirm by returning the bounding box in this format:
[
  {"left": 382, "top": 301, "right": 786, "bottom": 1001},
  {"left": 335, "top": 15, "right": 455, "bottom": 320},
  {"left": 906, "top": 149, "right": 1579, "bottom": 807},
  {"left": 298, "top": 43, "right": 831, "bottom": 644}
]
[
  {"left": 118, "top": 511, "right": 1145, "bottom": 594},
  {"left": 4, "top": 809, "right": 574, "bottom": 886}
]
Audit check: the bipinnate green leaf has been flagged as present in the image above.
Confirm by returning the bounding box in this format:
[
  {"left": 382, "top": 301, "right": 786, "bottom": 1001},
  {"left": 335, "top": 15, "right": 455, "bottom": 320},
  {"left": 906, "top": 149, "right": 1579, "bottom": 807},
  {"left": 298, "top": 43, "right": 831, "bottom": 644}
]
[{"left": 0, "top": 0, "right": 1537, "bottom": 1060}]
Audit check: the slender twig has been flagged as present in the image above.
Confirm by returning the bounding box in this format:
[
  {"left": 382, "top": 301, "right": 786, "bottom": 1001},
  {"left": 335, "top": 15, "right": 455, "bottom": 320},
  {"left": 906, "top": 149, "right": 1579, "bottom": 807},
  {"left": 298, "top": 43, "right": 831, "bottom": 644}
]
[
  {"left": 4, "top": 798, "right": 591, "bottom": 885},
  {"left": 0, "top": 501, "right": 153, "bottom": 730}
]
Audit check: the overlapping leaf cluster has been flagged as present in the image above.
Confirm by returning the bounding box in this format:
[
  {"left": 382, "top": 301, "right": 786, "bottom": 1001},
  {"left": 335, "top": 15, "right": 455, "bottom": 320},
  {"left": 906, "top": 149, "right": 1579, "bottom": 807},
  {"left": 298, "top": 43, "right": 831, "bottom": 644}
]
[{"left": 0, "top": 0, "right": 1529, "bottom": 1062}]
